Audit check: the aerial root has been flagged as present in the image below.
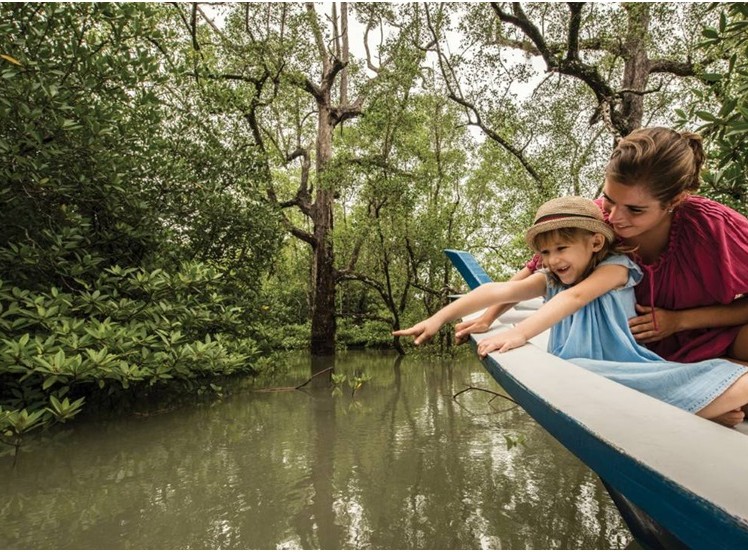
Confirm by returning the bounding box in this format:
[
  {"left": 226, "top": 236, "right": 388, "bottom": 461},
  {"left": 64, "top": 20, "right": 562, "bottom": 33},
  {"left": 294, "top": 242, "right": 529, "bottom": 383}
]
[
  {"left": 254, "top": 366, "right": 335, "bottom": 392},
  {"left": 452, "top": 386, "right": 516, "bottom": 404}
]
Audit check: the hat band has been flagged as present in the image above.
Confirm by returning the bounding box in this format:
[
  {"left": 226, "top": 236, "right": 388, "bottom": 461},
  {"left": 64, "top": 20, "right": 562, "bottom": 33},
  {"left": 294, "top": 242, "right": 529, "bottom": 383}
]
[{"left": 533, "top": 213, "right": 601, "bottom": 225}]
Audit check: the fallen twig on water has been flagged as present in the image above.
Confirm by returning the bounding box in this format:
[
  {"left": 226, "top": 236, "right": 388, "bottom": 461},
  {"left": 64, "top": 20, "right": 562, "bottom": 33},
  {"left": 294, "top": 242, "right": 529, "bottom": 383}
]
[
  {"left": 452, "top": 386, "right": 516, "bottom": 404},
  {"left": 254, "top": 366, "right": 335, "bottom": 392},
  {"left": 451, "top": 386, "right": 519, "bottom": 416}
]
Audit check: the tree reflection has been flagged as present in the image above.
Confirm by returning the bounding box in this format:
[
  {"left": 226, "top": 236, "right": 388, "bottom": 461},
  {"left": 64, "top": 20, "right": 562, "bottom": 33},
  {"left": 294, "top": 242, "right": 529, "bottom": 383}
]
[
  {"left": 292, "top": 354, "right": 343, "bottom": 547},
  {"left": 0, "top": 350, "right": 630, "bottom": 549}
]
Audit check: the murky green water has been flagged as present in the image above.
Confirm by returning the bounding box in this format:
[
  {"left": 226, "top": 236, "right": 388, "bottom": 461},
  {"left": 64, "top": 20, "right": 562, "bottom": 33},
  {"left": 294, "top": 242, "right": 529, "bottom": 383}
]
[{"left": 0, "top": 350, "right": 631, "bottom": 549}]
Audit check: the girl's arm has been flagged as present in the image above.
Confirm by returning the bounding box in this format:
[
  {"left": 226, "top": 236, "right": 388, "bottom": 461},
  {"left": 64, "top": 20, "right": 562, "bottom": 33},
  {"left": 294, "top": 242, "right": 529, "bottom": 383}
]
[
  {"left": 454, "top": 267, "right": 533, "bottom": 344},
  {"left": 393, "top": 272, "right": 547, "bottom": 346},
  {"left": 477, "top": 263, "right": 629, "bottom": 356}
]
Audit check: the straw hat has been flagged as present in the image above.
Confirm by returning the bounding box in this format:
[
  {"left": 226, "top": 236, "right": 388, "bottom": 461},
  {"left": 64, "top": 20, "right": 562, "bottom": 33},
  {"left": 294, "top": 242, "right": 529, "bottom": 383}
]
[{"left": 525, "top": 196, "right": 614, "bottom": 248}]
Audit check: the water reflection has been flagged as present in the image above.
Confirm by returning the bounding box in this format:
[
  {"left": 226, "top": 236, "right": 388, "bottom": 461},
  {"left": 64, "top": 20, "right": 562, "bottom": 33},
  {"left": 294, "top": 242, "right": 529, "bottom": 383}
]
[{"left": 0, "top": 350, "right": 631, "bottom": 549}]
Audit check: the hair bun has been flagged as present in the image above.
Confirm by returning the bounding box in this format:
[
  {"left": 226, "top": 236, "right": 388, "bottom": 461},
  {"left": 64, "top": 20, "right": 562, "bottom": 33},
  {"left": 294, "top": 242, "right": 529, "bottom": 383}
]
[{"left": 681, "top": 131, "right": 704, "bottom": 191}]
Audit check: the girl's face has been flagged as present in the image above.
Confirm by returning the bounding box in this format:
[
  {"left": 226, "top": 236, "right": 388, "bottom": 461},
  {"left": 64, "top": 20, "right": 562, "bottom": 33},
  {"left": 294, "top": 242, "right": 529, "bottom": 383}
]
[
  {"left": 537, "top": 233, "right": 604, "bottom": 286},
  {"left": 600, "top": 180, "right": 673, "bottom": 241}
]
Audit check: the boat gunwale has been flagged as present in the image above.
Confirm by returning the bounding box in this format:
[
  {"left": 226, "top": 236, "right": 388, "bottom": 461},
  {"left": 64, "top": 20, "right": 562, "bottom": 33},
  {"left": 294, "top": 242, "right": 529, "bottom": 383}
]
[{"left": 472, "top": 329, "right": 748, "bottom": 550}]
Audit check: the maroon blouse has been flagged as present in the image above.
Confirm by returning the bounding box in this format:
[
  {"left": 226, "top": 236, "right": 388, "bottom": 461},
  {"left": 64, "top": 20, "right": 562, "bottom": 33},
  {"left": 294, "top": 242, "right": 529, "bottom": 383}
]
[{"left": 526, "top": 195, "right": 748, "bottom": 362}]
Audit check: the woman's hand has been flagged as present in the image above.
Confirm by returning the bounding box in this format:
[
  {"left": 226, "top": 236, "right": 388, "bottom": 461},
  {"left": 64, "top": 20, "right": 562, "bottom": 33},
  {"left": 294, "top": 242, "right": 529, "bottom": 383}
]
[
  {"left": 628, "top": 304, "right": 682, "bottom": 343},
  {"left": 454, "top": 317, "right": 494, "bottom": 345},
  {"left": 476, "top": 328, "right": 528, "bottom": 357},
  {"left": 392, "top": 318, "right": 442, "bottom": 346}
]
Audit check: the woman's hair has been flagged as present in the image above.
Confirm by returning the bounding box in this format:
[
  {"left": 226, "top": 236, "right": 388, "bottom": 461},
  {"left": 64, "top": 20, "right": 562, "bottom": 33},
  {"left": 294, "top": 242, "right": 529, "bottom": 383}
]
[
  {"left": 532, "top": 227, "right": 627, "bottom": 286},
  {"left": 604, "top": 127, "right": 705, "bottom": 204}
]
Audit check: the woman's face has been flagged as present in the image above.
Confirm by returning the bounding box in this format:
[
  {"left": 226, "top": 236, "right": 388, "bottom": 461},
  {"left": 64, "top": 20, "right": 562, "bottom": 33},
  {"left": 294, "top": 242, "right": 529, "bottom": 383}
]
[{"left": 600, "top": 180, "right": 673, "bottom": 241}]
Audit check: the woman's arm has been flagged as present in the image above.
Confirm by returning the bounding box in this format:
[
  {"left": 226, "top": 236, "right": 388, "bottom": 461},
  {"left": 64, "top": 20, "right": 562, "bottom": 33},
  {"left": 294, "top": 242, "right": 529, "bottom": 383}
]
[
  {"left": 454, "top": 267, "right": 533, "bottom": 344},
  {"left": 393, "top": 272, "right": 547, "bottom": 346},
  {"left": 477, "top": 263, "right": 629, "bottom": 355},
  {"left": 630, "top": 296, "right": 748, "bottom": 344}
]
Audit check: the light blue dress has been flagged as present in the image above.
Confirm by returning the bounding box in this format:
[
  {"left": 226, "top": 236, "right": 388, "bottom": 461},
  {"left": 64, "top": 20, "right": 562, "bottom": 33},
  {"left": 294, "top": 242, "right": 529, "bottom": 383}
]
[{"left": 545, "top": 255, "right": 747, "bottom": 413}]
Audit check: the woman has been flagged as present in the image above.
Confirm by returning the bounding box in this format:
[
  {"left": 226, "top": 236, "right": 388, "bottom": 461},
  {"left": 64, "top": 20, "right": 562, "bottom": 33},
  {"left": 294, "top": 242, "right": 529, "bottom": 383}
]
[{"left": 458, "top": 127, "right": 748, "bottom": 365}]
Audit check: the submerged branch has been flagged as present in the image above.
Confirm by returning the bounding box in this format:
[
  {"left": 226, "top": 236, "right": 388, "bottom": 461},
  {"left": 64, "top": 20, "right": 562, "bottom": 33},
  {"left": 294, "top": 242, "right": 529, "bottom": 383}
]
[
  {"left": 254, "top": 366, "right": 335, "bottom": 392},
  {"left": 453, "top": 386, "right": 516, "bottom": 404}
]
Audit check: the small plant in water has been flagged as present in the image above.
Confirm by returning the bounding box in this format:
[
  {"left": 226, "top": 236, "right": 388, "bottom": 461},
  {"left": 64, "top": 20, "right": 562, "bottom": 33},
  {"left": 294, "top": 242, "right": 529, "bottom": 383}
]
[
  {"left": 329, "top": 371, "right": 372, "bottom": 398},
  {"left": 331, "top": 373, "right": 347, "bottom": 386},
  {"left": 348, "top": 373, "right": 372, "bottom": 397},
  {"left": 331, "top": 372, "right": 347, "bottom": 397},
  {"left": 503, "top": 433, "right": 527, "bottom": 450}
]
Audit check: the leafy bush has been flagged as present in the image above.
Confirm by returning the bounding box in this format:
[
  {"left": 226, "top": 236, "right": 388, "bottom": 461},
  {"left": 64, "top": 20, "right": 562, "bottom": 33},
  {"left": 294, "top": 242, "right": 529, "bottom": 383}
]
[
  {"left": 251, "top": 322, "right": 312, "bottom": 352},
  {"left": 0, "top": 4, "right": 283, "bottom": 449},
  {"left": 336, "top": 319, "right": 394, "bottom": 349},
  {"left": 0, "top": 262, "right": 260, "bottom": 446}
]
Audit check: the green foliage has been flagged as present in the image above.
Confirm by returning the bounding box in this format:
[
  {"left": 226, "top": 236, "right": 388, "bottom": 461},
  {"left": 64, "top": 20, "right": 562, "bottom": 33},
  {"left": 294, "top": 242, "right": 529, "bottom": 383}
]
[
  {"left": 253, "top": 322, "right": 311, "bottom": 352},
  {"left": 333, "top": 88, "right": 482, "bottom": 342},
  {"left": 0, "top": 4, "right": 282, "bottom": 441},
  {"left": 0, "top": 2, "right": 731, "bottom": 432},
  {"left": 0, "top": 263, "right": 260, "bottom": 439},
  {"left": 336, "top": 319, "right": 394, "bottom": 349},
  {"left": 0, "top": 3, "right": 167, "bottom": 284},
  {"left": 677, "top": 4, "right": 748, "bottom": 213},
  {"left": 347, "top": 372, "right": 372, "bottom": 396}
]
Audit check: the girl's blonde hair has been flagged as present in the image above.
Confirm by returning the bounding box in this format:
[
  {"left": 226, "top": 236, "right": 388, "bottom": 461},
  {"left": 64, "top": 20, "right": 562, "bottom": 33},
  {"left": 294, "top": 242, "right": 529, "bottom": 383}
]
[{"left": 532, "top": 227, "right": 629, "bottom": 286}]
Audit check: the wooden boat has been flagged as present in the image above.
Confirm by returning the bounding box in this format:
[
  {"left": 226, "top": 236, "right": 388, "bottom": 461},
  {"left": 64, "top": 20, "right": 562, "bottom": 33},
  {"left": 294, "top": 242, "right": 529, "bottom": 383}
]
[{"left": 444, "top": 249, "right": 748, "bottom": 549}]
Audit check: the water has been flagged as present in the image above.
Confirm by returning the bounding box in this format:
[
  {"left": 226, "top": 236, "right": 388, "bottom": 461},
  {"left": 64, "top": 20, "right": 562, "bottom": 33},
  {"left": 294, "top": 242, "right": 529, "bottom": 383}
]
[{"left": 0, "top": 350, "right": 631, "bottom": 549}]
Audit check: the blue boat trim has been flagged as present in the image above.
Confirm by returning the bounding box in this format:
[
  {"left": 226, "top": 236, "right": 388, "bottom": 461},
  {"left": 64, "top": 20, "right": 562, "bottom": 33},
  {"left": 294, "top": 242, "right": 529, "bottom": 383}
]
[{"left": 444, "top": 249, "right": 492, "bottom": 290}]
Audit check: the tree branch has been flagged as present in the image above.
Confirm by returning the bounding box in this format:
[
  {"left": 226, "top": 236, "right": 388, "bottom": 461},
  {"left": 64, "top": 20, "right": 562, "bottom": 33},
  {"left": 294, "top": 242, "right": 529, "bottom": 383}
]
[
  {"left": 190, "top": 3, "right": 200, "bottom": 51},
  {"left": 566, "top": 2, "right": 584, "bottom": 61},
  {"left": 340, "top": 2, "right": 349, "bottom": 105},
  {"left": 425, "top": 4, "right": 542, "bottom": 186},
  {"left": 195, "top": 5, "right": 229, "bottom": 43},
  {"left": 449, "top": 94, "right": 544, "bottom": 185},
  {"left": 321, "top": 57, "right": 347, "bottom": 94},
  {"left": 490, "top": 35, "right": 620, "bottom": 57},
  {"left": 348, "top": 156, "right": 415, "bottom": 178},
  {"left": 648, "top": 58, "right": 697, "bottom": 77},
  {"left": 286, "top": 147, "right": 314, "bottom": 214},
  {"left": 305, "top": 3, "right": 328, "bottom": 65},
  {"left": 363, "top": 20, "right": 380, "bottom": 73},
  {"left": 616, "top": 84, "right": 662, "bottom": 97},
  {"left": 329, "top": 96, "right": 363, "bottom": 125},
  {"left": 492, "top": 2, "right": 634, "bottom": 135},
  {"left": 303, "top": 78, "right": 323, "bottom": 102},
  {"left": 491, "top": 3, "right": 556, "bottom": 67}
]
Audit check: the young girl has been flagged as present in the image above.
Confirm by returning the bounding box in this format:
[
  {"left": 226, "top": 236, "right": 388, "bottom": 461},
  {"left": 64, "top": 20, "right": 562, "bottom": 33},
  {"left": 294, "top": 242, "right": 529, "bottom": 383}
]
[{"left": 393, "top": 196, "right": 748, "bottom": 426}]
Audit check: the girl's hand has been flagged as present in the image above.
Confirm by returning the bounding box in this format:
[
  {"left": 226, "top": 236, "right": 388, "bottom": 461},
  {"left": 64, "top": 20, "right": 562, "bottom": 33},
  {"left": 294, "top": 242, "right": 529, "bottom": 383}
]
[
  {"left": 455, "top": 318, "right": 493, "bottom": 345},
  {"left": 629, "top": 304, "right": 682, "bottom": 343},
  {"left": 476, "top": 328, "right": 528, "bottom": 357},
  {"left": 392, "top": 318, "right": 441, "bottom": 346}
]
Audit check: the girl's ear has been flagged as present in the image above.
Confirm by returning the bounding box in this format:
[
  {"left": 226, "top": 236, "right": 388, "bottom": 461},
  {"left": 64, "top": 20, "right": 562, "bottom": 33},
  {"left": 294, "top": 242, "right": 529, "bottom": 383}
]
[{"left": 591, "top": 233, "right": 606, "bottom": 252}]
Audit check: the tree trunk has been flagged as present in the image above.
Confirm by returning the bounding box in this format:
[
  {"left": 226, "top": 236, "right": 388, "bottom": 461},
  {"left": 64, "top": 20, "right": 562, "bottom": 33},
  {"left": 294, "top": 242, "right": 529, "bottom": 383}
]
[
  {"left": 620, "top": 4, "right": 651, "bottom": 135},
  {"left": 310, "top": 105, "right": 337, "bottom": 355}
]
